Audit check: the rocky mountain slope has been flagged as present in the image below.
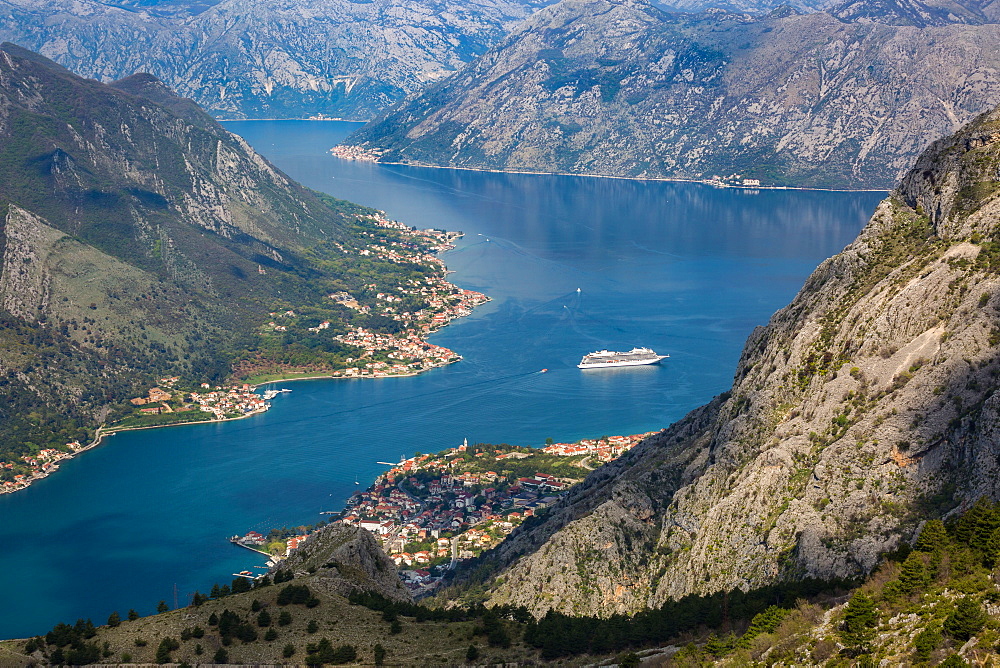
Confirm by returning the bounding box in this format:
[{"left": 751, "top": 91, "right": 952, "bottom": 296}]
[
  {"left": 830, "top": 0, "right": 1000, "bottom": 26},
  {"left": 0, "top": 44, "right": 384, "bottom": 462},
  {"left": 663, "top": 0, "right": 828, "bottom": 11},
  {"left": 0, "top": 0, "right": 547, "bottom": 120},
  {"left": 443, "top": 100, "right": 1000, "bottom": 618},
  {"left": 278, "top": 524, "right": 412, "bottom": 603},
  {"left": 343, "top": 0, "right": 1000, "bottom": 188}
]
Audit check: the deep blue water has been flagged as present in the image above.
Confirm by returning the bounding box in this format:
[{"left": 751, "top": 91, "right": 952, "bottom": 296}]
[{"left": 0, "top": 120, "right": 884, "bottom": 638}]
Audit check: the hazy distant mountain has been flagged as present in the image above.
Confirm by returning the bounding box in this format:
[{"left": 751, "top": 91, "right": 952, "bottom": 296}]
[
  {"left": 342, "top": 0, "right": 1000, "bottom": 188},
  {"left": 661, "top": 0, "right": 827, "bottom": 12},
  {"left": 830, "top": 0, "right": 1000, "bottom": 26},
  {"left": 0, "top": 0, "right": 548, "bottom": 119}
]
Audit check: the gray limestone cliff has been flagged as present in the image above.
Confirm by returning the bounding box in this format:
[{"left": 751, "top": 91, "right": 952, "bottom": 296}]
[
  {"left": 446, "top": 103, "right": 1000, "bottom": 617},
  {"left": 0, "top": 0, "right": 546, "bottom": 120},
  {"left": 344, "top": 0, "right": 1000, "bottom": 188}
]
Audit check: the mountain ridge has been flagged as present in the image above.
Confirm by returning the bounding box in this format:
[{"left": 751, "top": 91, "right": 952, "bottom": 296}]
[
  {"left": 438, "top": 101, "right": 1000, "bottom": 617},
  {"left": 0, "top": 0, "right": 550, "bottom": 120},
  {"left": 0, "top": 44, "right": 435, "bottom": 481},
  {"left": 341, "top": 0, "right": 1000, "bottom": 189}
]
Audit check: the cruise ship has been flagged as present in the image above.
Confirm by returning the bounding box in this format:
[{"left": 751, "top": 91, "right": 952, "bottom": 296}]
[{"left": 578, "top": 347, "right": 668, "bottom": 369}]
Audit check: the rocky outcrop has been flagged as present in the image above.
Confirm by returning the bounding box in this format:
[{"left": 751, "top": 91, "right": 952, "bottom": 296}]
[
  {"left": 278, "top": 524, "right": 413, "bottom": 602},
  {"left": 343, "top": 0, "right": 1000, "bottom": 188},
  {"left": 451, "top": 104, "right": 1000, "bottom": 617},
  {"left": 0, "top": 0, "right": 547, "bottom": 120}
]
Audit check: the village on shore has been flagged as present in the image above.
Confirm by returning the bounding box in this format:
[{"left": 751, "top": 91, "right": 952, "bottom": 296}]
[
  {"left": 0, "top": 218, "right": 488, "bottom": 496},
  {"left": 233, "top": 432, "right": 657, "bottom": 594}
]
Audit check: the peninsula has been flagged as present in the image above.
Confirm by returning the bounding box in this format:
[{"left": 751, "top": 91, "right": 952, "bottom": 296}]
[{"left": 0, "top": 46, "right": 490, "bottom": 496}]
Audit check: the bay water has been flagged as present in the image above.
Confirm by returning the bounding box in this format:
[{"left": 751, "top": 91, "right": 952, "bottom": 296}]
[{"left": 0, "top": 121, "right": 884, "bottom": 638}]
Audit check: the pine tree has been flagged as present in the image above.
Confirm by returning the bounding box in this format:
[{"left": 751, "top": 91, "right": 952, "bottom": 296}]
[
  {"left": 213, "top": 647, "right": 228, "bottom": 664},
  {"left": 944, "top": 596, "right": 987, "bottom": 641},
  {"left": 983, "top": 527, "right": 1000, "bottom": 568},
  {"left": 127, "top": 609, "right": 139, "bottom": 621},
  {"left": 840, "top": 592, "right": 878, "bottom": 652},
  {"left": 156, "top": 600, "right": 169, "bottom": 613},
  {"left": 107, "top": 611, "right": 120, "bottom": 628},
  {"left": 374, "top": 643, "right": 386, "bottom": 666},
  {"left": 898, "top": 552, "right": 930, "bottom": 594},
  {"left": 466, "top": 644, "right": 479, "bottom": 662},
  {"left": 915, "top": 519, "right": 949, "bottom": 552}
]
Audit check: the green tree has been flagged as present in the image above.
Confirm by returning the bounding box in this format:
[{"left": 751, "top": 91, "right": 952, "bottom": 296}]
[
  {"left": 898, "top": 552, "right": 930, "bottom": 594},
  {"left": 127, "top": 609, "right": 139, "bottom": 621},
  {"left": 107, "top": 611, "right": 120, "bottom": 628},
  {"left": 944, "top": 597, "right": 987, "bottom": 641},
  {"left": 389, "top": 619, "right": 402, "bottom": 634},
  {"left": 983, "top": 527, "right": 1000, "bottom": 568},
  {"left": 939, "top": 655, "right": 970, "bottom": 667},
  {"left": 840, "top": 592, "right": 878, "bottom": 653},
  {"left": 264, "top": 628, "right": 279, "bottom": 642},
  {"left": 257, "top": 609, "right": 272, "bottom": 627},
  {"left": 915, "top": 519, "right": 949, "bottom": 552},
  {"left": 283, "top": 643, "right": 296, "bottom": 658},
  {"left": 307, "top": 619, "right": 319, "bottom": 633},
  {"left": 374, "top": 643, "right": 386, "bottom": 666},
  {"left": 213, "top": 647, "right": 228, "bottom": 664},
  {"left": 156, "top": 600, "right": 169, "bottom": 613},
  {"left": 912, "top": 625, "right": 942, "bottom": 663},
  {"left": 278, "top": 610, "right": 292, "bottom": 626},
  {"left": 466, "top": 644, "right": 479, "bottom": 662},
  {"left": 155, "top": 637, "right": 179, "bottom": 664}
]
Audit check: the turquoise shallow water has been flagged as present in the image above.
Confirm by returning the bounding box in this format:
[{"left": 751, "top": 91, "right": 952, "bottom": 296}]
[{"left": 0, "top": 121, "right": 885, "bottom": 638}]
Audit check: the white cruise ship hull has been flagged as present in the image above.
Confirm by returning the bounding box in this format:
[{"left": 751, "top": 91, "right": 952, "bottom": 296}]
[{"left": 578, "top": 355, "right": 668, "bottom": 369}]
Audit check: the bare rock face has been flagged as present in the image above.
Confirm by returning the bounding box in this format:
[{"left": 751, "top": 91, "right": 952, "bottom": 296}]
[
  {"left": 453, "top": 104, "right": 1000, "bottom": 617},
  {"left": 0, "top": 0, "right": 547, "bottom": 120},
  {"left": 278, "top": 524, "right": 412, "bottom": 602},
  {"left": 345, "top": 0, "right": 1000, "bottom": 188}
]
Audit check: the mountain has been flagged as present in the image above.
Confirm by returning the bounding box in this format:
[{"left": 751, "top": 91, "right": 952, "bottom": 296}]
[
  {"left": 0, "top": 0, "right": 548, "bottom": 120},
  {"left": 0, "top": 44, "right": 408, "bottom": 471},
  {"left": 341, "top": 0, "right": 1000, "bottom": 188},
  {"left": 436, "top": 100, "right": 1000, "bottom": 617},
  {"left": 830, "top": 0, "right": 1000, "bottom": 26},
  {"left": 662, "top": 0, "right": 827, "bottom": 11}
]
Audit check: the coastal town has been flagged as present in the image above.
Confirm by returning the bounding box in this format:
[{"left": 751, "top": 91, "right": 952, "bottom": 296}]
[
  {"left": 257, "top": 217, "right": 488, "bottom": 381},
  {"left": 124, "top": 377, "right": 269, "bottom": 422},
  {"left": 235, "top": 432, "right": 656, "bottom": 594},
  {"left": 0, "top": 216, "right": 489, "bottom": 496},
  {"left": 0, "top": 441, "right": 86, "bottom": 493},
  {"left": 330, "top": 144, "right": 383, "bottom": 162}
]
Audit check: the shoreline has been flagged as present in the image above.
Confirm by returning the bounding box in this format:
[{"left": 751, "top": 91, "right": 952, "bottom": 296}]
[
  {"left": 334, "top": 151, "right": 889, "bottom": 194},
  {"left": 1, "top": 232, "right": 485, "bottom": 497}
]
